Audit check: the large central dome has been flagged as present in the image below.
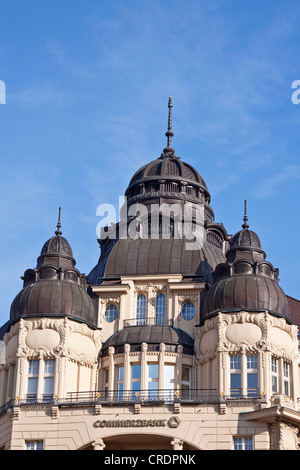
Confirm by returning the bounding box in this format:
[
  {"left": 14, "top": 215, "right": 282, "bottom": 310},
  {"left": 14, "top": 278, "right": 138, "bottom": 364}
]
[{"left": 88, "top": 98, "right": 230, "bottom": 285}]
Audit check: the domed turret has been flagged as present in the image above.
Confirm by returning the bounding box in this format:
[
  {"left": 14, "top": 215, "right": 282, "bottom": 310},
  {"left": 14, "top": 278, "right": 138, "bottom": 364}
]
[
  {"left": 202, "top": 201, "right": 290, "bottom": 319},
  {"left": 88, "top": 98, "right": 230, "bottom": 285},
  {"left": 10, "top": 208, "right": 96, "bottom": 326},
  {"left": 125, "top": 97, "right": 212, "bottom": 218}
]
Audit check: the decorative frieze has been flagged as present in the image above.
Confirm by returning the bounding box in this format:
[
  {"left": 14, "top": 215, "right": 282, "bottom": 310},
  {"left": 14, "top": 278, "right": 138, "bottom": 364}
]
[{"left": 195, "top": 311, "right": 299, "bottom": 363}]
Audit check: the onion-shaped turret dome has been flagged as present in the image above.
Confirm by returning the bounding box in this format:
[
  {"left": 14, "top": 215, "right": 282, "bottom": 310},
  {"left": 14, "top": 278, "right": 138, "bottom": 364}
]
[
  {"left": 10, "top": 208, "right": 96, "bottom": 326},
  {"left": 202, "top": 201, "right": 290, "bottom": 319}
]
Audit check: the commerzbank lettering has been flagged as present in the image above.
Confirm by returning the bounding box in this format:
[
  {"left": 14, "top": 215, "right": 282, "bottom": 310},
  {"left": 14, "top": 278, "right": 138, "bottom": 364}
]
[{"left": 94, "top": 416, "right": 180, "bottom": 428}]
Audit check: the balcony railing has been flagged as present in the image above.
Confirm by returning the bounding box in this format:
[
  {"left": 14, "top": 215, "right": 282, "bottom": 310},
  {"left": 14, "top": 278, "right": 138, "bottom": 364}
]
[
  {"left": 124, "top": 318, "right": 174, "bottom": 327},
  {"left": 0, "top": 388, "right": 264, "bottom": 416}
]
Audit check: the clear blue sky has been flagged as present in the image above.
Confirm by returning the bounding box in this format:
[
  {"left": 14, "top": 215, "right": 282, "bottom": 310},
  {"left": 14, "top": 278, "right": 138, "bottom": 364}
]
[{"left": 1, "top": 0, "right": 300, "bottom": 326}]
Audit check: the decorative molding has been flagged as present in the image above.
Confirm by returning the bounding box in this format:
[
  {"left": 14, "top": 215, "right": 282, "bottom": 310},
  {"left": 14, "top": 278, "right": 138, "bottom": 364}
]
[
  {"left": 6, "top": 317, "right": 102, "bottom": 368},
  {"left": 195, "top": 311, "right": 299, "bottom": 363}
]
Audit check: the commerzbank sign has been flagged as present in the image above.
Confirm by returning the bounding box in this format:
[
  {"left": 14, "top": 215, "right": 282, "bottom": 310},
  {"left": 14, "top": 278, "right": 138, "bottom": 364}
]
[{"left": 94, "top": 416, "right": 181, "bottom": 429}]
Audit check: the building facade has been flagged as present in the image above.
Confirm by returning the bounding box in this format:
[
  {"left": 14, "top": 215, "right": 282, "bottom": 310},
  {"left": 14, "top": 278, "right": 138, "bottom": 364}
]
[{"left": 1, "top": 98, "right": 300, "bottom": 451}]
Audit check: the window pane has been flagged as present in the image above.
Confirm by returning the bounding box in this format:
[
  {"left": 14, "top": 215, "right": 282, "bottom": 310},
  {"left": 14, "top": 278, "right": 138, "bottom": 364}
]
[
  {"left": 148, "top": 382, "right": 158, "bottom": 391},
  {"left": 155, "top": 294, "right": 166, "bottom": 325},
  {"left": 247, "top": 373, "right": 258, "bottom": 389},
  {"left": 44, "top": 359, "right": 55, "bottom": 375},
  {"left": 132, "top": 364, "right": 141, "bottom": 379},
  {"left": 27, "top": 377, "right": 38, "bottom": 395},
  {"left": 43, "top": 376, "right": 54, "bottom": 395},
  {"left": 247, "top": 355, "right": 258, "bottom": 369},
  {"left": 116, "top": 366, "right": 124, "bottom": 382},
  {"left": 28, "top": 360, "right": 39, "bottom": 375},
  {"left": 105, "top": 304, "right": 118, "bottom": 322},
  {"left": 132, "top": 382, "right": 141, "bottom": 392},
  {"left": 234, "top": 438, "right": 242, "bottom": 450},
  {"left": 181, "top": 302, "right": 196, "bottom": 320},
  {"left": 271, "top": 357, "right": 277, "bottom": 373},
  {"left": 164, "top": 365, "right": 175, "bottom": 380},
  {"left": 230, "top": 355, "right": 241, "bottom": 370},
  {"left": 149, "top": 364, "right": 158, "bottom": 379},
  {"left": 136, "top": 294, "right": 146, "bottom": 324},
  {"left": 182, "top": 366, "right": 190, "bottom": 382},
  {"left": 231, "top": 374, "right": 241, "bottom": 389},
  {"left": 26, "top": 441, "right": 43, "bottom": 450},
  {"left": 272, "top": 375, "right": 278, "bottom": 392},
  {"left": 244, "top": 438, "right": 253, "bottom": 450}
]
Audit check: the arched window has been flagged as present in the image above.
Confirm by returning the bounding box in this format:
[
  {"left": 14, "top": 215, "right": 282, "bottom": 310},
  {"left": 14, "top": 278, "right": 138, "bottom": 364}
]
[
  {"left": 181, "top": 301, "right": 196, "bottom": 320},
  {"left": 136, "top": 294, "right": 147, "bottom": 325},
  {"left": 104, "top": 304, "right": 118, "bottom": 322},
  {"left": 155, "top": 293, "right": 166, "bottom": 325}
]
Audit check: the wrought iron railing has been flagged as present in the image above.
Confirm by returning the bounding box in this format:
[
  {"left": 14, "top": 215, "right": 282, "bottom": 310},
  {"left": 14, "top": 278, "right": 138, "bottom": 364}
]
[
  {"left": 123, "top": 318, "right": 174, "bottom": 327},
  {"left": 0, "top": 388, "right": 263, "bottom": 416}
]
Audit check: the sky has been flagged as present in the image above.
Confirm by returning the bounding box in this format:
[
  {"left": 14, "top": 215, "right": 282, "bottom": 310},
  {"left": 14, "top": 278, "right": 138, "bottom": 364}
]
[{"left": 0, "top": 0, "right": 300, "bottom": 326}]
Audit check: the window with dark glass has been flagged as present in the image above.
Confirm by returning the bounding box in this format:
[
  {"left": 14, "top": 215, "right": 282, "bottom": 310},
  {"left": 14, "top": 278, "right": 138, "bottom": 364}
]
[
  {"left": 131, "top": 364, "right": 141, "bottom": 398},
  {"left": 27, "top": 360, "right": 39, "bottom": 402},
  {"left": 136, "top": 294, "right": 147, "bottom": 325},
  {"left": 42, "top": 359, "right": 55, "bottom": 402},
  {"left": 155, "top": 293, "right": 166, "bottom": 325},
  {"left": 104, "top": 304, "right": 118, "bottom": 322},
  {"left": 181, "top": 302, "right": 196, "bottom": 320}
]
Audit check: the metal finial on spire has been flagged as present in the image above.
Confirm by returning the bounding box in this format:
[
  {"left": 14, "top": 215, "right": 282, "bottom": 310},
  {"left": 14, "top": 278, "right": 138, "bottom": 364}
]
[
  {"left": 162, "top": 96, "right": 175, "bottom": 157},
  {"left": 242, "top": 199, "right": 249, "bottom": 229},
  {"left": 55, "top": 206, "right": 62, "bottom": 235},
  {"left": 166, "top": 96, "right": 174, "bottom": 147}
]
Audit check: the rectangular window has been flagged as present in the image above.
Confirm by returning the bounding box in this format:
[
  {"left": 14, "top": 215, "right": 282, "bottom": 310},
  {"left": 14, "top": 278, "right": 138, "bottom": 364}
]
[
  {"left": 131, "top": 364, "right": 141, "bottom": 398},
  {"left": 27, "top": 360, "right": 39, "bottom": 402},
  {"left": 283, "top": 361, "right": 290, "bottom": 396},
  {"left": 247, "top": 355, "right": 258, "bottom": 397},
  {"left": 25, "top": 441, "right": 44, "bottom": 451},
  {"left": 233, "top": 437, "right": 253, "bottom": 450},
  {"left": 271, "top": 357, "right": 278, "bottom": 393},
  {"left": 116, "top": 366, "right": 124, "bottom": 400},
  {"left": 148, "top": 364, "right": 159, "bottom": 398},
  {"left": 181, "top": 366, "right": 191, "bottom": 398},
  {"left": 164, "top": 364, "right": 175, "bottom": 401},
  {"left": 42, "top": 359, "right": 55, "bottom": 402},
  {"left": 230, "top": 355, "right": 242, "bottom": 397}
]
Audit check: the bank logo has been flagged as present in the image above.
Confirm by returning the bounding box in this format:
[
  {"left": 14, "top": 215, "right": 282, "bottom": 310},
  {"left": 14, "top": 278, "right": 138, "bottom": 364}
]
[
  {"left": 168, "top": 416, "right": 181, "bottom": 428},
  {"left": 0, "top": 80, "right": 6, "bottom": 104}
]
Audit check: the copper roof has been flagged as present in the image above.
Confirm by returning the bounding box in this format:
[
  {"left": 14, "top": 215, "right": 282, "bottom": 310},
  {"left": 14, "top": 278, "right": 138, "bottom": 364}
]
[{"left": 101, "top": 325, "right": 194, "bottom": 356}]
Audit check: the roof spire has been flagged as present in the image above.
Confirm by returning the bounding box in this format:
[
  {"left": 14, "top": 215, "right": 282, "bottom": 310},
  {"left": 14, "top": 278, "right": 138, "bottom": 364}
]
[
  {"left": 242, "top": 199, "right": 249, "bottom": 229},
  {"left": 55, "top": 206, "right": 62, "bottom": 235},
  {"left": 162, "top": 96, "right": 175, "bottom": 157}
]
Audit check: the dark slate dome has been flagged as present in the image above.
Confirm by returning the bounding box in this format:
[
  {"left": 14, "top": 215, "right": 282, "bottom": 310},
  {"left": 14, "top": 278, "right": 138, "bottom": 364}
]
[
  {"left": 88, "top": 98, "right": 230, "bottom": 285},
  {"left": 202, "top": 202, "right": 290, "bottom": 319},
  {"left": 128, "top": 155, "right": 209, "bottom": 192},
  {"left": 202, "top": 275, "right": 290, "bottom": 318},
  {"left": 89, "top": 237, "right": 225, "bottom": 281},
  {"left": 10, "top": 280, "right": 96, "bottom": 325},
  {"left": 101, "top": 325, "right": 194, "bottom": 356},
  {"left": 10, "top": 208, "right": 96, "bottom": 326},
  {"left": 230, "top": 228, "right": 261, "bottom": 249}
]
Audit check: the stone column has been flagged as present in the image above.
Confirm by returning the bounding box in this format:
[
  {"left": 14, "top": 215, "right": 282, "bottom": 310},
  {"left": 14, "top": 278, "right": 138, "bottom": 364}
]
[
  {"left": 93, "top": 439, "right": 106, "bottom": 450},
  {"left": 171, "top": 439, "right": 183, "bottom": 450}
]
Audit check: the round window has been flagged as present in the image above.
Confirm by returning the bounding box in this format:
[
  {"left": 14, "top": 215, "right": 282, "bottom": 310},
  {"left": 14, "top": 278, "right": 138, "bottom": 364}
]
[
  {"left": 181, "top": 302, "right": 196, "bottom": 320},
  {"left": 104, "top": 304, "right": 118, "bottom": 322}
]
